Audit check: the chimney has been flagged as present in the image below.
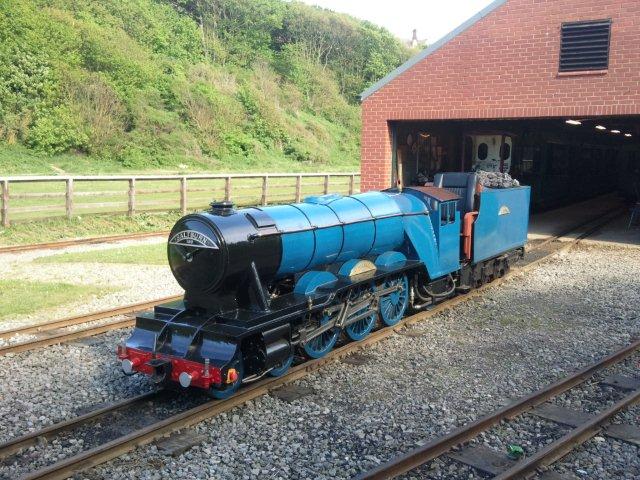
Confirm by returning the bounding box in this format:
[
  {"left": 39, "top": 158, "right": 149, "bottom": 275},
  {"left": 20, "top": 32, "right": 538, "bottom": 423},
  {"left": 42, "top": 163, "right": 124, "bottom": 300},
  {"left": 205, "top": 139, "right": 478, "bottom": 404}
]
[{"left": 411, "top": 29, "right": 418, "bottom": 48}]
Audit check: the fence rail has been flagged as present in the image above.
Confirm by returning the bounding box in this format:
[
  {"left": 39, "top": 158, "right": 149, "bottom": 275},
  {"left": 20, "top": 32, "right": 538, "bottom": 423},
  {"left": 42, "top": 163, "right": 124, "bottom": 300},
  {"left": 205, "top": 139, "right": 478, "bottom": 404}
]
[{"left": 0, "top": 173, "right": 360, "bottom": 227}]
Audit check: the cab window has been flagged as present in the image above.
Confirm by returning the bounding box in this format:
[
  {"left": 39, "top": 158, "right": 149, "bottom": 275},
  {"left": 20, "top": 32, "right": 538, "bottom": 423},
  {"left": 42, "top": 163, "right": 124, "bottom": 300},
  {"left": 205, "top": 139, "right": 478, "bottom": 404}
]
[
  {"left": 440, "top": 202, "right": 456, "bottom": 225},
  {"left": 477, "top": 143, "right": 489, "bottom": 160}
]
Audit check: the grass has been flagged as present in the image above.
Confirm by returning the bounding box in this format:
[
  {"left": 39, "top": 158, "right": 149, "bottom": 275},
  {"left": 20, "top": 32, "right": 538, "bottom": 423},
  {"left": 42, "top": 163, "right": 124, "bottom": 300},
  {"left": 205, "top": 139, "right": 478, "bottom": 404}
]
[
  {"left": 35, "top": 243, "right": 167, "bottom": 265},
  {"left": 0, "top": 279, "right": 111, "bottom": 321},
  {"left": 0, "top": 212, "right": 180, "bottom": 246}
]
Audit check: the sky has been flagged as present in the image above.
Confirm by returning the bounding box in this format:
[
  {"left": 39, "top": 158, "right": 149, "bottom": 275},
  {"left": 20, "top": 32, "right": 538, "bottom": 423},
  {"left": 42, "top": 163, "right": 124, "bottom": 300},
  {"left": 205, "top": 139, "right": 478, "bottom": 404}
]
[{"left": 297, "top": 0, "right": 496, "bottom": 43}]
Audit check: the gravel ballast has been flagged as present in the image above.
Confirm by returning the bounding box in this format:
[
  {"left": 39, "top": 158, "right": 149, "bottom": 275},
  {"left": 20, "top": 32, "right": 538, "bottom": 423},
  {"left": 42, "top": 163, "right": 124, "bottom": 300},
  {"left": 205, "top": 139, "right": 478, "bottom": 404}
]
[{"left": 0, "top": 243, "right": 638, "bottom": 479}]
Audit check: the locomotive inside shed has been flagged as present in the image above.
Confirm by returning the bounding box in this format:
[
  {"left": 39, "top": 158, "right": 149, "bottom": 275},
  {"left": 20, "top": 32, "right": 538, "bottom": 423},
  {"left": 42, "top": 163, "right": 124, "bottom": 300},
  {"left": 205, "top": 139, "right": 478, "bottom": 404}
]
[{"left": 390, "top": 117, "right": 640, "bottom": 211}]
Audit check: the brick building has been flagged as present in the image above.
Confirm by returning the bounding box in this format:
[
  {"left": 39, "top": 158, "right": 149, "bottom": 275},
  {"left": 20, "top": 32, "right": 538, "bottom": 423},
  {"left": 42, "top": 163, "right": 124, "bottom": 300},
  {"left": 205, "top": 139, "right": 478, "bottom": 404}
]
[{"left": 360, "top": 0, "right": 640, "bottom": 209}]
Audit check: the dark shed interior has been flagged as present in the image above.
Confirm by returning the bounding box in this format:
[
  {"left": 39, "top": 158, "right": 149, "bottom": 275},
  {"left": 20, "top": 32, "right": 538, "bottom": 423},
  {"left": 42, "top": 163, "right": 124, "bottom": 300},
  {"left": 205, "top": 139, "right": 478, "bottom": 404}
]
[{"left": 390, "top": 117, "right": 640, "bottom": 211}]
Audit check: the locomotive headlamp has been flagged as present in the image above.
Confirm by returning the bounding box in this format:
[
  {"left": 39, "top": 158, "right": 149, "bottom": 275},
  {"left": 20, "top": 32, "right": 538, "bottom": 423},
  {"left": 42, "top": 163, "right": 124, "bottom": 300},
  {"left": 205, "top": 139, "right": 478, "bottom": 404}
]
[
  {"left": 179, "top": 372, "right": 192, "bottom": 387},
  {"left": 179, "top": 372, "right": 193, "bottom": 388},
  {"left": 121, "top": 358, "right": 138, "bottom": 375},
  {"left": 179, "top": 370, "right": 201, "bottom": 388}
]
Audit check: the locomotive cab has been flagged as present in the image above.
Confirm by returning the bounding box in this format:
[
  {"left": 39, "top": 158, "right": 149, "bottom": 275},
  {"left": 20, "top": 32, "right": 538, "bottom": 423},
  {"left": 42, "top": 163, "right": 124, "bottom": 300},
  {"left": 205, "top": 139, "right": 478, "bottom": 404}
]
[{"left": 402, "top": 186, "right": 461, "bottom": 274}]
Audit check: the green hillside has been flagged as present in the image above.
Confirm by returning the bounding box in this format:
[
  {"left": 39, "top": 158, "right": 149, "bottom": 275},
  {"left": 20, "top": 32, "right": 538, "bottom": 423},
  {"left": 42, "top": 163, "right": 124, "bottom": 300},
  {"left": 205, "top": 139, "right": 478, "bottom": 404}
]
[{"left": 0, "top": 0, "right": 411, "bottom": 174}]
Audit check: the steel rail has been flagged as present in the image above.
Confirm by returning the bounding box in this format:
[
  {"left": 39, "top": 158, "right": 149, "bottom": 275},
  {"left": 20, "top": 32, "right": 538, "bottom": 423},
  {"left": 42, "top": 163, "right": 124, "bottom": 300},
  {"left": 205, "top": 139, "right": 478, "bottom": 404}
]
[
  {"left": 0, "top": 231, "right": 168, "bottom": 255},
  {"left": 397, "top": 210, "right": 622, "bottom": 333},
  {"left": 494, "top": 389, "right": 640, "bottom": 480},
  {"left": 0, "top": 295, "right": 182, "bottom": 356},
  {"left": 1, "top": 208, "right": 611, "bottom": 356},
  {"left": 0, "top": 318, "right": 135, "bottom": 356},
  {"left": 17, "top": 211, "right": 621, "bottom": 480},
  {"left": 0, "top": 203, "right": 614, "bottom": 256},
  {"left": 0, "top": 391, "right": 159, "bottom": 460},
  {"left": 0, "top": 207, "right": 619, "bottom": 356},
  {"left": 17, "top": 329, "right": 418, "bottom": 480},
  {"left": 356, "top": 339, "right": 640, "bottom": 480}
]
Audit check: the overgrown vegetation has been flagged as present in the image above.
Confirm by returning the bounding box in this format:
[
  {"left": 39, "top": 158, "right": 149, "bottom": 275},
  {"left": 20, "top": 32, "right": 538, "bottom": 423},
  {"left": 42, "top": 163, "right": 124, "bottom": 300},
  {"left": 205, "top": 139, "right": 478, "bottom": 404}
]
[{"left": 0, "top": 0, "right": 411, "bottom": 174}]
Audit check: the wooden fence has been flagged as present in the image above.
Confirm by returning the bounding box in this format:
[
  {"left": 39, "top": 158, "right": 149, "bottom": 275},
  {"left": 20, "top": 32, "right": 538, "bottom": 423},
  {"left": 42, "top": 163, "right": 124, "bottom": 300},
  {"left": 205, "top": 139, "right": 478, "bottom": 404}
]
[{"left": 0, "top": 173, "right": 360, "bottom": 227}]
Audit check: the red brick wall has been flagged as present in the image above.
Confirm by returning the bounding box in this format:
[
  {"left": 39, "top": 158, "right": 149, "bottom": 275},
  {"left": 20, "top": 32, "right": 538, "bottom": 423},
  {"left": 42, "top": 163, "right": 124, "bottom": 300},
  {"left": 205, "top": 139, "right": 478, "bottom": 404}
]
[{"left": 361, "top": 0, "right": 640, "bottom": 191}]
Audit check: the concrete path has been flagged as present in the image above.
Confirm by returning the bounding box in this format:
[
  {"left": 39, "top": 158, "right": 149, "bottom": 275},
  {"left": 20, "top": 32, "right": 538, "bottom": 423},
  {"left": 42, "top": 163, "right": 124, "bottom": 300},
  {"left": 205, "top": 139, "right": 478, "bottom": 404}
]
[{"left": 528, "top": 194, "right": 623, "bottom": 240}]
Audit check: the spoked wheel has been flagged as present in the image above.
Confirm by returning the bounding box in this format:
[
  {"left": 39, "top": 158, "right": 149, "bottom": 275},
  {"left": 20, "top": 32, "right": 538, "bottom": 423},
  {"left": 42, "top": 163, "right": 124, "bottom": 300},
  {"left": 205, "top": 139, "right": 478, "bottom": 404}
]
[
  {"left": 344, "top": 285, "right": 377, "bottom": 341},
  {"left": 379, "top": 274, "right": 409, "bottom": 326},
  {"left": 303, "top": 311, "right": 339, "bottom": 359},
  {"left": 208, "top": 354, "right": 244, "bottom": 400},
  {"left": 269, "top": 353, "right": 294, "bottom": 377}
]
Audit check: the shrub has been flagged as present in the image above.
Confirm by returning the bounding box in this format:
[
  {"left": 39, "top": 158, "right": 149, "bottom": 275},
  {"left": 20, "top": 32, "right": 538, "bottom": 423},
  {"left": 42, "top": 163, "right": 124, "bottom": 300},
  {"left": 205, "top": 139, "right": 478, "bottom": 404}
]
[
  {"left": 63, "top": 71, "right": 127, "bottom": 154},
  {"left": 221, "top": 130, "right": 255, "bottom": 156},
  {"left": 27, "top": 105, "right": 89, "bottom": 154}
]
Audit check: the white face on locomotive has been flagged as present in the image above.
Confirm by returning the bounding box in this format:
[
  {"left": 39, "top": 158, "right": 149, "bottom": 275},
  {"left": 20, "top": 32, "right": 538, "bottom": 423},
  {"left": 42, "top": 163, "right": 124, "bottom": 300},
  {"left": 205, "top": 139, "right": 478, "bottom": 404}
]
[{"left": 472, "top": 135, "right": 512, "bottom": 173}]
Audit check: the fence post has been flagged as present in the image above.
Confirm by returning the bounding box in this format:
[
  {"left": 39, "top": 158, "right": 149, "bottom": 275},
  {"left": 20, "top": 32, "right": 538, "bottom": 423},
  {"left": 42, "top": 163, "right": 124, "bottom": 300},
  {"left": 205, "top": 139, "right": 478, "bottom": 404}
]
[
  {"left": 324, "top": 174, "right": 330, "bottom": 194},
  {"left": 128, "top": 178, "right": 136, "bottom": 216},
  {"left": 261, "top": 175, "right": 269, "bottom": 206},
  {"left": 180, "top": 177, "right": 187, "bottom": 215},
  {"left": 349, "top": 174, "right": 355, "bottom": 195},
  {"left": 1, "top": 180, "right": 8, "bottom": 227},
  {"left": 65, "top": 178, "right": 74, "bottom": 219},
  {"left": 295, "top": 175, "right": 302, "bottom": 202},
  {"left": 224, "top": 176, "right": 231, "bottom": 202}
]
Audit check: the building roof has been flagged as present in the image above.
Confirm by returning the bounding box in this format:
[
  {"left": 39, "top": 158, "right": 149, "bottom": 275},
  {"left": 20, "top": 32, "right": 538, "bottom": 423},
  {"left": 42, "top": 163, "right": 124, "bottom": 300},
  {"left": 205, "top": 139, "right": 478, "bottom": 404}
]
[{"left": 360, "top": 0, "right": 508, "bottom": 101}]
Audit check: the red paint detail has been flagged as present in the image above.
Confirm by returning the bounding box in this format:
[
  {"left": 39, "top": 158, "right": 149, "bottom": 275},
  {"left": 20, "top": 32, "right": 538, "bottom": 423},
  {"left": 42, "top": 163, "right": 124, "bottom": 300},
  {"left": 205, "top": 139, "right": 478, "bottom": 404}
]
[
  {"left": 119, "top": 347, "right": 222, "bottom": 389},
  {"left": 462, "top": 211, "right": 479, "bottom": 261}
]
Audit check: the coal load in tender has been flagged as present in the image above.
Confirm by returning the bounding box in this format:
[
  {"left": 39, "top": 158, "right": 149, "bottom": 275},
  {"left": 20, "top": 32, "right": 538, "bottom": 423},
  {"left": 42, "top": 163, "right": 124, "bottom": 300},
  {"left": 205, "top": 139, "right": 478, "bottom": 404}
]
[{"left": 476, "top": 170, "right": 520, "bottom": 188}]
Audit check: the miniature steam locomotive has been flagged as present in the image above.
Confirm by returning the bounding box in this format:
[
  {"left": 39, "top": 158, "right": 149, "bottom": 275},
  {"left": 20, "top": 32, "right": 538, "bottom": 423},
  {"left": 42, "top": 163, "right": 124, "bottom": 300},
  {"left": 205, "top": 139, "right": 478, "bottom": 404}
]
[{"left": 118, "top": 173, "right": 530, "bottom": 398}]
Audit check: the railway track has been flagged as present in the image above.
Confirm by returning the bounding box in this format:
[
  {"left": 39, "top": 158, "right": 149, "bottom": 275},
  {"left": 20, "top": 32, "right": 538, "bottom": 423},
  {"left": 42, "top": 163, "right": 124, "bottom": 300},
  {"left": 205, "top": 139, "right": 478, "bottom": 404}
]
[
  {"left": 0, "top": 210, "right": 622, "bottom": 480},
  {"left": 0, "top": 295, "right": 181, "bottom": 356},
  {"left": 0, "top": 389, "right": 213, "bottom": 480},
  {"left": 357, "top": 340, "right": 640, "bottom": 480},
  {"left": 0, "top": 231, "right": 168, "bottom": 255},
  {"left": 0, "top": 210, "right": 619, "bottom": 357},
  {"left": 0, "top": 391, "right": 160, "bottom": 461}
]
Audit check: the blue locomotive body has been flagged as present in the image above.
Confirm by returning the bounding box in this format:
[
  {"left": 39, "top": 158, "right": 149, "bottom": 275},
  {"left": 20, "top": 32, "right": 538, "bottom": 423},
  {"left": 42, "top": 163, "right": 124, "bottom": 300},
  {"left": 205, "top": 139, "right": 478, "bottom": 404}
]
[{"left": 119, "top": 173, "right": 530, "bottom": 398}]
